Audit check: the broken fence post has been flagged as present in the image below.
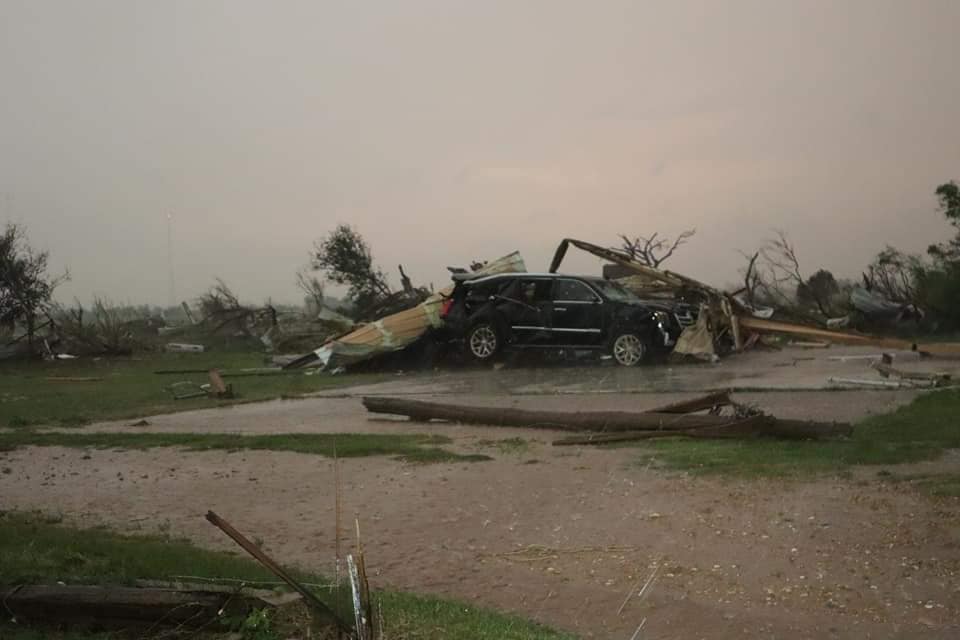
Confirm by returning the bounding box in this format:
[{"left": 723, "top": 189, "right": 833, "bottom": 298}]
[{"left": 204, "top": 511, "right": 351, "bottom": 634}]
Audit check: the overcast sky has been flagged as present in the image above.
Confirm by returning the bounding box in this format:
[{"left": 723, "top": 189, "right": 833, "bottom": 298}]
[{"left": 2, "top": 0, "right": 958, "bottom": 307}]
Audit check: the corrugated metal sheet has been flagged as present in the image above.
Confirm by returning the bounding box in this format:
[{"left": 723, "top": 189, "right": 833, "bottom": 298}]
[{"left": 308, "top": 252, "right": 526, "bottom": 369}]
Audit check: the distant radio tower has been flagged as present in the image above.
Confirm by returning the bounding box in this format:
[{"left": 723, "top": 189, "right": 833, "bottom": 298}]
[{"left": 166, "top": 213, "right": 176, "bottom": 308}]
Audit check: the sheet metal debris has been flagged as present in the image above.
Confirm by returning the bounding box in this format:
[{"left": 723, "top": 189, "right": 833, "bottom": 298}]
[
  {"left": 164, "top": 342, "right": 205, "bottom": 353},
  {"left": 288, "top": 251, "right": 526, "bottom": 370}
]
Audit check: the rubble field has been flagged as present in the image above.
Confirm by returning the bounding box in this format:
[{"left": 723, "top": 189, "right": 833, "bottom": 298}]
[{"left": 3, "top": 346, "right": 960, "bottom": 639}]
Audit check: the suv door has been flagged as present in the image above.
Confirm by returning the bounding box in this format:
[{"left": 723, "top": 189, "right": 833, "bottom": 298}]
[
  {"left": 551, "top": 278, "right": 603, "bottom": 345},
  {"left": 503, "top": 278, "right": 555, "bottom": 345}
]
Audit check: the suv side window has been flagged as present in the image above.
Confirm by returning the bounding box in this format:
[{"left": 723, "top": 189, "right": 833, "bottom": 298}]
[
  {"left": 466, "top": 278, "right": 514, "bottom": 302},
  {"left": 510, "top": 278, "right": 552, "bottom": 304},
  {"left": 553, "top": 279, "right": 599, "bottom": 303}
]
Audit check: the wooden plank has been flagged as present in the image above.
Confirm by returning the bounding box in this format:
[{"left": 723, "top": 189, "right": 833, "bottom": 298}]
[
  {"left": 1, "top": 585, "right": 269, "bottom": 627},
  {"left": 205, "top": 511, "right": 350, "bottom": 633}
]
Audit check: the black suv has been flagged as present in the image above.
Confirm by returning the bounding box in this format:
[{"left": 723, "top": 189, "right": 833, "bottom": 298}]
[{"left": 439, "top": 273, "right": 683, "bottom": 366}]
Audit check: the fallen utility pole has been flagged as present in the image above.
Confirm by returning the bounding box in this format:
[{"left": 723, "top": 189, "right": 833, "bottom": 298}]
[
  {"left": 205, "top": 511, "right": 351, "bottom": 634},
  {"left": 553, "top": 417, "right": 768, "bottom": 445},
  {"left": 739, "top": 317, "right": 960, "bottom": 358},
  {"left": 363, "top": 396, "right": 741, "bottom": 432},
  {"left": 361, "top": 396, "right": 850, "bottom": 439}
]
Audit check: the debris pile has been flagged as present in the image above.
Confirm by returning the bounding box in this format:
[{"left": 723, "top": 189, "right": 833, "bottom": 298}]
[
  {"left": 549, "top": 237, "right": 960, "bottom": 361},
  {"left": 829, "top": 352, "right": 953, "bottom": 389},
  {"left": 285, "top": 251, "right": 527, "bottom": 371},
  {"left": 362, "top": 392, "right": 853, "bottom": 444},
  {"left": 8, "top": 236, "right": 957, "bottom": 371},
  {"left": 5, "top": 511, "right": 374, "bottom": 639}
]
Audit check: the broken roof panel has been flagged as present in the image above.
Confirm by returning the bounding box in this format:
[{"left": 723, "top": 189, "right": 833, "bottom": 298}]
[{"left": 289, "top": 251, "right": 526, "bottom": 370}]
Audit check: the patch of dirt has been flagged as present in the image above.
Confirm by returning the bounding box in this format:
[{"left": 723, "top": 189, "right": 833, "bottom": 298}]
[{"left": 3, "top": 432, "right": 959, "bottom": 639}]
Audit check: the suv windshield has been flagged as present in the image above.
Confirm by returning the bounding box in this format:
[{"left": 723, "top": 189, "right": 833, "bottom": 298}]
[{"left": 591, "top": 279, "right": 642, "bottom": 303}]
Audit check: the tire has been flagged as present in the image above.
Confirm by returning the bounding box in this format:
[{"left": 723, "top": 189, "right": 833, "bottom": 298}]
[
  {"left": 466, "top": 322, "right": 501, "bottom": 363},
  {"left": 611, "top": 331, "right": 647, "bottom": 367}
]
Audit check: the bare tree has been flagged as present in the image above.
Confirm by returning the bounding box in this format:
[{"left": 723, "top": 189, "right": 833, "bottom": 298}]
[
  {"left": 50, "top": 297, "right": 148, "bottom": 355},
  {"left": 296, "top": 269, "right": 326, "bottom": 312},
  {"left": 739, "top": 251, "right": 761, "bottom": 307},
  {"left": 618, "top": 229, "right": 696, "bottom": 268},
  {"left": 862, "top": 246, "right": 921, "bottom": 303},
  {"left": 198, "top": 279, "right": 276, "bottom": 335},
  {"left": 740, "top": 231, "right": 839, "bottom": 317},
  {"left": 760, "top": 231, "right": 804, "bottom": 289}
]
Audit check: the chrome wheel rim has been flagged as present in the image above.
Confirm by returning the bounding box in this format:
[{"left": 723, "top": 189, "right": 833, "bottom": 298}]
[
  {"left": 470, "top": 326, "right": 497, "bottom": 359},
  {"left": 613, "top": 334, "right": 644, "bottom": 366}
]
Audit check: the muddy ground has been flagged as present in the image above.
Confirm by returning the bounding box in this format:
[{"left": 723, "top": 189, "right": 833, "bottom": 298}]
[{"left": 2, "top": 346, "right": 959, "bottom": 638}]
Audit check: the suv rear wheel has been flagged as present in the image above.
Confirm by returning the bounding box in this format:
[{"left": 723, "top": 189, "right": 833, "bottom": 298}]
[
  {"left": 611, "top": 332, "right": 646, "bottom": 366},
  {"left": 466, "top": 322, "right": 500, "bottom": 362}
]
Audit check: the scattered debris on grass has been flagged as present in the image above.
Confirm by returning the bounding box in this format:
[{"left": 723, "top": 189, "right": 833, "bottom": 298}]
[
  {"left": 1, "top": 583, "right": 276, "bottom": 629},
  {"left": 873, "top": 352, "right": 951, "bottom": 386},
  {"left": 828, "top": 352, "right": 955, "bottom": 389},
  {"left": 206, "top": 510, "right": 352, "bottom": 634},
  {"left": 164, "top": 342, "right": 205, "bottom": 353}
]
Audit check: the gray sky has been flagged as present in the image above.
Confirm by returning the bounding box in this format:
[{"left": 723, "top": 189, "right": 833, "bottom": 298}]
[{"left": 2, "top": 0, "right": 958, "bottom": 307}]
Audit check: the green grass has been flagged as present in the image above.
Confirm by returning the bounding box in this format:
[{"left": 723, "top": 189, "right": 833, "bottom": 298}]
[
  {"left": 477, "top": 437, "right": 530, "bottom": 455},
  {"left": 876, "top": 471, "right": 960, "bottom": 497},
  {"left": 0, "top": 352, "right": 386, "bottom": 429},
  {"left": 633, "top": 389, "right": 960, "bottom": 478},
  {"left": 0, "top": 431, "right": 491, "bottom": 464},
  {"left": 0, "top": 511, "right": 574, "bottom": 640},
  {"left": 0, "top": 630, "right": 116, "bottom": 640}
]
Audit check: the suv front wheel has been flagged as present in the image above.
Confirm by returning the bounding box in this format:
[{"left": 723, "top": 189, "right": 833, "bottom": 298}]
[
  {"left": 611, "top": 332, "right": 647, "bottom": 366},
  {"left": 466, "top": 322, "right": 501, "bottom": 363}
]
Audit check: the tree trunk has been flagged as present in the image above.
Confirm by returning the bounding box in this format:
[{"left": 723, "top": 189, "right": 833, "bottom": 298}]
[{"left": 25, "top": 311, "right": 35, "bottom": 352}]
